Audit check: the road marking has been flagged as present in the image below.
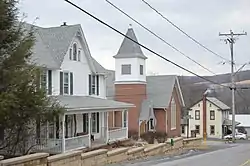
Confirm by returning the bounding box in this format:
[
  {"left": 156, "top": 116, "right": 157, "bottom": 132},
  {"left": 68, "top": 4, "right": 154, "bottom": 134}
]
[{"left": 240, "top": 160, "right": 250, "bottom": 166}]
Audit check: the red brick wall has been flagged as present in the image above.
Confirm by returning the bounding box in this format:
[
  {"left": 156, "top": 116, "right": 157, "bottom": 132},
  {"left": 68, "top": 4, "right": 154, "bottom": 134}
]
[
  {"left": 114, "top": 84, "right": 147, "bottom": 132},
  {"left": 154, "top": 109, "right": 166, "bottom": 133}
]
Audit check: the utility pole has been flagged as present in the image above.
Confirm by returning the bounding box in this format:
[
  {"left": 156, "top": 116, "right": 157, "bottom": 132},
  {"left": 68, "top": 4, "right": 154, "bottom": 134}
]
[{"left": 219, "top": 30, "right": 247, "bottom": 142}]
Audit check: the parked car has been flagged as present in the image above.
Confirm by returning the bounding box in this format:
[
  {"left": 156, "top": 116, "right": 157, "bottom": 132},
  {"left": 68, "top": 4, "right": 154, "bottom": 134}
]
[{"left": 224, "top": 133, "right": 247, "bottom": 140}]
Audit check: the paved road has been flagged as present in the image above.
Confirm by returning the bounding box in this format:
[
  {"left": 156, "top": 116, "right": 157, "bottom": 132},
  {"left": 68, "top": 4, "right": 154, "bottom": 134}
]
[
  {"left": 110, "top": 141, "right": 238, "bottom": 166},
  {"left": 154, "top": 143, "right": 250, "bottom": 166},
  {"left": 110, "top": 141, "right": 250, "bottom": 166}
]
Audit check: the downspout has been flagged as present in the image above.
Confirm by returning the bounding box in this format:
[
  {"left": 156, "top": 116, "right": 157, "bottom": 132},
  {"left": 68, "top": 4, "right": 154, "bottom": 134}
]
[{"left": 202, "top": 94, "right": 207, "bottom": 139}]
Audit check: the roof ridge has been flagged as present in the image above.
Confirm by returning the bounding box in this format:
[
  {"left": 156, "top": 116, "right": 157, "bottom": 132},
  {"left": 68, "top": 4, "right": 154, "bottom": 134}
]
[{"left": 41, "top": 24, "right": 81, "bottom": 29}]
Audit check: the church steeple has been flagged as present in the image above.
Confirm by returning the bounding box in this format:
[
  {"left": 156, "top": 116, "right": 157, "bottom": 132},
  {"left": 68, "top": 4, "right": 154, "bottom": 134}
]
[
  {"left": 113, "top": 25, "right": 147, "bottom": 84},
  {"left": 114, "top": 25, "right": 147, "bottom": 60}
]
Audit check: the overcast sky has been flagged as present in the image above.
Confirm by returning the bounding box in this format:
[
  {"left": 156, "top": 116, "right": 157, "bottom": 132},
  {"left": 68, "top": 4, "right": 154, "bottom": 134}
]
[{"left": 19, "top": 0, "right": 250, "bottom": 76}]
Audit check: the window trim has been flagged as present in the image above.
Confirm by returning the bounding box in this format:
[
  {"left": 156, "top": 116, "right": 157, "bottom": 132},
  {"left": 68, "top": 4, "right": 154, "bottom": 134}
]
[
  {"left": 91, "top": 112, "right": 99, "bottom": 133},
  {"left": 69, "top": 48, "right": 72, "bottom": 60},
  {"left": 195, "top": 110, "right": 200, "bottom": 120},
  {"left": 60, "top": 71, "right": 73, "bottom": 95},
  {"left": 139, "top": 65, "right": 143, "bottom": 75},
  {"left": 78, "top": 50, "right": 81, "bottom": 61},
  {"left": 123, "top": 110, "right": 128, "bottom": 127},
  {"left": 73, "top": 43, "right": 77, "bottom": 61},
  {"left": 147, "top": 118, "right": 154, "bottom": 131},
  {"left": 210, "top": 125, "right": 215, "bottom": 135},
  {"left": 63, "top": 72, "right": 69, "bottom": 95},
  {"left": 171, "top": 98, "right": 177, "bottom": 130},
  {"left": 40, "top": 69, "right": 47, "bottom": 90},
  {"left": 121, "top": 64, "right": 132, "bottom": 75},
  {"left": 89, "top": 74, "right": 99, "bottom": 95},
  {"left": 83, "top": 113, "right": 89, "bottom": 134},
  {"left": 181, "top": 125, "right": 185, "bottom": 134},
  {"left": 195, "top": 125, "right": 200, "bottom": 134},
  {"left": 210, "top": 110, "right": 215, "bottom": 120}
]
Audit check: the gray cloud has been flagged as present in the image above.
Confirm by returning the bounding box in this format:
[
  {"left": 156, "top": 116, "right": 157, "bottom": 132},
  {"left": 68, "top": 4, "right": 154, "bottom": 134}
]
[{"left": 20, "top": 0, "right": 250, "bottom": 76}]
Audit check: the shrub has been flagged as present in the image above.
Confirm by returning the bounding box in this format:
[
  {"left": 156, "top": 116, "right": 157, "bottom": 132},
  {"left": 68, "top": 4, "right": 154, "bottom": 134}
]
[
  {"left": 140, "top": 131, "right": 167, "bottom": 144},
  {"left": 128, "top": 130, "right": 139, "bottom": 140}
]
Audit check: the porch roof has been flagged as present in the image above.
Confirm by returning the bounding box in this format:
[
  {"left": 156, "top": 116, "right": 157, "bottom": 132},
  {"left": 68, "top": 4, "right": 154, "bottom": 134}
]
[
  {"left": 223, "top": 119, "right": 241, "bottom": 126},
  {"left": 51, "top": 95, "right": 135, "bottom": 111}
]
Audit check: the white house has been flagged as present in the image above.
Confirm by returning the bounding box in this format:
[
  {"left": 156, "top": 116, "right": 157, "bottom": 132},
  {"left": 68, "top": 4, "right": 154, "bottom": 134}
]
[
  {"left": 25, "top": 22, "right": 134, "bottom": 154},
  {"left": 187, "top": 97, "right": 231, "bottom": 139}
]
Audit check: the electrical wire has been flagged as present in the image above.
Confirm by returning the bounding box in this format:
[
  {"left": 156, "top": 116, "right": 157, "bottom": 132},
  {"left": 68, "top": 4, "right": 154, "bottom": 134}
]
[
  {"left": 140, "top": 0, "right": 230, "bottom": 62},
  {"left": 64, "top": 0, "right": 229, "bottom": 89},
  {"left": 105, "top": 0, "right": 216, "bottom": 75}
]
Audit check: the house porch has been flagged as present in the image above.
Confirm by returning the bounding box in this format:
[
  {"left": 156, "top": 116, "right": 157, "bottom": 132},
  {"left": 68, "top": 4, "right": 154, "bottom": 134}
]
[{"left": 34, "top": 109, "right": 128, "bottom": 154}]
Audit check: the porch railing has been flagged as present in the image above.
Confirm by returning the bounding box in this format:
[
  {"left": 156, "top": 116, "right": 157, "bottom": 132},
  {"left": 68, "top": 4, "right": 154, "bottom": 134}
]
[
  {"left": 108, "top": 128, "right": 127, "bottom": 142},
  {"left": 34, "top": 138, "right": 62, "bottom": 154},
  {"left": 65, "top": 135, "right": 89, "bottom": 151}
]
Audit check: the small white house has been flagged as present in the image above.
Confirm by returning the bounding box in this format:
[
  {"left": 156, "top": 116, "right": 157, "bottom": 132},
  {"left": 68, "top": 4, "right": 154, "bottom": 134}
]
[
  {"left": 187, "top": 97, "right": 231, "bottom": 139},
  {"left": 24, "top": 23, "right": 134, "bottom": 154}
]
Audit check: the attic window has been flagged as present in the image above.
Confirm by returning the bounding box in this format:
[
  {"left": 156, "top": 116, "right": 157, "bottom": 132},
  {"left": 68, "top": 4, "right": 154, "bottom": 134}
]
[
  {"left": 69, "top": 48, "right": 72, "bottom": 60},
  {"left": 78, "top": 50, "right": 81, "bottom": 61},
  {"left": 73, "top": 43, "right": 77, "bottom": 61}
]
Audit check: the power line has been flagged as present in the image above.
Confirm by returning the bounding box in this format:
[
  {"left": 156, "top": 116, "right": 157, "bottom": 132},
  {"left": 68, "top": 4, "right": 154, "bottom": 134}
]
[
  {"left": 64, "top": 0, "right": 229, "bottom": 89},
  {"left": 141, "top": 0, "right": 230, "bottom": 62},
  {"left": 105, "top": 0, "right": 216, "bottom": 75}
]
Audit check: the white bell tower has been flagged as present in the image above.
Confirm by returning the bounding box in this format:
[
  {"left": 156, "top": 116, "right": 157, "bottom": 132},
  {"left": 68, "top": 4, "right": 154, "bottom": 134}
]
[{"left": 113, "top": 24, "right": 147, "bottom": 84}]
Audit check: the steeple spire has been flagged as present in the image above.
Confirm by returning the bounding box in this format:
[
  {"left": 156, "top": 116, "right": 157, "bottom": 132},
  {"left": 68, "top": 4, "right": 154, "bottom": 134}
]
[{"left": 113, "top": 26, "right": 147, "bottom": 59}]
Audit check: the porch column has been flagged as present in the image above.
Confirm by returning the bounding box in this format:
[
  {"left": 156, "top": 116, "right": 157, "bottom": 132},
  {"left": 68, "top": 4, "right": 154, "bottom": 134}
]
[
  {"left": 125, "top": 110, "right": 128, "bottom": 138},
  {"left": 62, "top": 114, "right": 65, "bottom": 153},
  {"left": 106, "top": 112, "right": 109, "bottom": 143},
  {"left": 88, "top": 112, "right": 91, "bottom": 148},
  {"left": 122, "top": 110, "right": 129, "bottom": 138}
]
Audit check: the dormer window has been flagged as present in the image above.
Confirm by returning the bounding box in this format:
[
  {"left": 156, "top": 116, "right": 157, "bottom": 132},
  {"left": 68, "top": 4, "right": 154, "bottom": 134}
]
[
  {"left": 121, "top": 64, "right": 131, "bottom": 75},
  {"left": 73, "top": 43, "right": 77, "bottom": 61}
]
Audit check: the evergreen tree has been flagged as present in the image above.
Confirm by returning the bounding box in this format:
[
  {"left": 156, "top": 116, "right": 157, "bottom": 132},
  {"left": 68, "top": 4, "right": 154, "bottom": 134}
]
[{"left": 0, "top": 0, "right": 64, "bottom": 156}]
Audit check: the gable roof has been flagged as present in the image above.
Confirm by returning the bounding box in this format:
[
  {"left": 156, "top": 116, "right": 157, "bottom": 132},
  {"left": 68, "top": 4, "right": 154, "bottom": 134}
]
[
  {"left": 105, "top": 71, "right": 185, "bottom": 108},
  {"left": 146, "top": 75, "right": 185, "bottom": 108},
  {"left": 190, "top": 97, "right": 230, "bottom": 110},
  {"left": 25, "top": 23, "right": 106, "bottom": 74},
  {"left": 113, "top": 27, "right": 147, "bottom": 59},
  {"left": 206, "top": 97, "right": 230, "bottom": 110}
]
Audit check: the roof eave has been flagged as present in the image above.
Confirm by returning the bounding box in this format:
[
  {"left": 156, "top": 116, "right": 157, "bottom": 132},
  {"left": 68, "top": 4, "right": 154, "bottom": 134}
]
[{"left": 66, "top": 105, "right": 135, "bottom": 112}]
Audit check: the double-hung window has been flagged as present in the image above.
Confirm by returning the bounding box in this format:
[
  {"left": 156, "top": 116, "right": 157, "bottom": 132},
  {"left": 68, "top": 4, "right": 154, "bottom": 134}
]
[
  {"left": 89, "top": 75, "right": 99, "bottom": 95},
  {"left": 40, "top": 69, "right": 52, "bottom": 95},
  {"left": 60, "top": 71, "right": 74, "bottom": 95},
  {"left": 210, "top": 110, "right": 215, "bottom": 120},
  {"left": 63, "top": 72, "right": 69, "bottom": 94},
  {"left": 195, "top": 110, "right": 200, "bottom": 120}
]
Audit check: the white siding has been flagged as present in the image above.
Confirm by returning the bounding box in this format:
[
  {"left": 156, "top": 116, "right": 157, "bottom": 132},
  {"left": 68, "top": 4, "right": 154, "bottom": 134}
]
[
  {"left": 115, "top": 58, "right": 146, "bottom": 83},
  {"left": 188, "top": 100, "right": 226, "bottom": 139},
  {"left": 189, "top": 101, "right": 203, "bottom": 137},
  {"left": 50, "top": 35, "right": 106, "bottom": 98}
]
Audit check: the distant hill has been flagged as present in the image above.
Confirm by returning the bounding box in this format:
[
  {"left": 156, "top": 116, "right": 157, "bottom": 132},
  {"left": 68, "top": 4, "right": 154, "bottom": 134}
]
[{"left": 178, "top": 70, "right": 250, "bottom": 114}]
